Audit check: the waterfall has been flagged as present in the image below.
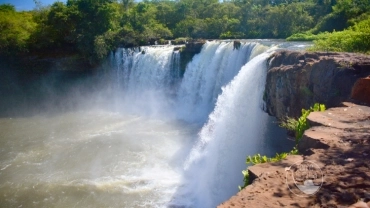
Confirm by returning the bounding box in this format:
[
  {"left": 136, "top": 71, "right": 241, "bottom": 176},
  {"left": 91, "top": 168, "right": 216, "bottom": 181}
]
[
  {"left": 170, "top": 48, "right": 277, "bottom": 208},
  {"left": 109, "top": 46, "right": 181, "bottom": 117},
  {"left": 106, "top": 41, "right": 283, "bottom": 207},
  {"left": 108, "top": 41, "right": 267, "bottom": 120},
  {"left": 176, "top": 41, "right": 266, "bottom": 123},
  {"left": 0, "top": 40, "right": 304, "bottom": 208}
]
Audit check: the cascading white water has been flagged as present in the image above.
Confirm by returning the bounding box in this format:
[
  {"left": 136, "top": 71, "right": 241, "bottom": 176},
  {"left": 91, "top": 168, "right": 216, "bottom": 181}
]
[
  {"left": 171, "top": 48, "right": 277, "bottom": 207},
  {"left": 176, "top": 41, "right": 264, "bottom": 123},
  {"left": 109, "top": 46, "right": 181, "bottom": 118},
  {"left": 107, "top": 41, "right": 280, "bottom": 207},
  {"left": 0, "top": 40, "right": 301, "bottom": 208},
  {"left": 112, "top": 46, "right": 180, "bottom": 92}
]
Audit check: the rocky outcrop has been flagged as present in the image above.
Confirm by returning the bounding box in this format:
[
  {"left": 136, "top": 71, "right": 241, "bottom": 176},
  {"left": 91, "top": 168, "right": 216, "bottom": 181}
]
[
  {"left": 351, "top": 76, "right": 370, "bottom": 105},
  {"left": 175, "top": 39, "right": 206, "bottom": 73},
  {"left": 264, "top": 50, "right": 370, "bottom": 119},
  {"left": 219, "top": 102, "right": 370, "bottom": 208},
  {"left": 233, "top": 40, "right": 241, "bottom": 50}
]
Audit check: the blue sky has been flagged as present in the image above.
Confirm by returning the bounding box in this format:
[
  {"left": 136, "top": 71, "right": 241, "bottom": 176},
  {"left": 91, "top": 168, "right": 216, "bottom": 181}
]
[{"left": 0, "top": 0, "right": 67, "bottom": 10}]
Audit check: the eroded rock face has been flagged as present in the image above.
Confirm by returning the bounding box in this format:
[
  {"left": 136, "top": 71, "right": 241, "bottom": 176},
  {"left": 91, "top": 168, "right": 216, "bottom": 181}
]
[
  {"left": 177, "top": 40, "right": 206, "bottom": 73},
  {"left": 264, "top": 50, "right": 370, "bottom": 119},
  {"left": 351, "top": 76, "right": 370, "bottom": 105}
]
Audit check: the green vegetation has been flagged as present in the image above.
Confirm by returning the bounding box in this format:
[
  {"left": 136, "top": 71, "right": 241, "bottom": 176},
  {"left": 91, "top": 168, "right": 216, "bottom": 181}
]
[
  {"left": 309, "top": 18, "right": 370, "bottom": 53},
  {"left": 295, "top": 103, "right": 326, "bottom": 142},
  {"left": 286, "top": 0, "right": 370, "bottom": 53},
  {"left": 0, "top": 4, "right": 37, "bottom": 54},
  {"left": 286, "top": 32, "right": 326, "bottom": 41},
  {"left": 239, "top": 148, "right": 299, "bottom": 190},
  {"left": 279, "top": 103, "right": 326, "bottom": 142},
  {"left": 1, "top": 0, "right": 369, "bottom": 63},
  {"left": 239, "top": 103, "right": 326, "bottom": 190},
  {"left": 246, "top": 148, "right": 299, "bottom": 165},
  {"left": 278, "top": 116, "right": 298, "bottom": 135},
  {"left": 288, "top": 17, "right": 370, "bottom": 53},
  {"left": 280, "top": 103, "right": 326, "bottom": 143}
]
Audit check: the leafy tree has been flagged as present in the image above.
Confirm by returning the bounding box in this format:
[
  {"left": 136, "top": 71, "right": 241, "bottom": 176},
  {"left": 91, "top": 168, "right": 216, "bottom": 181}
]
[
  {"left": 0, "top": 4, "right": 37, "bottom": 55},
  {"left": 333, "top": 0, "right": 370, "bottom": 18},
  {"left": 264, "top": 3, "right": 314, "bottom": 38},
  {"left": 62, "top": 0, "right": 120, "bottom": 61},
  {"left": 121, "top": 0, "right": 134, "bottom": 11},
  {"left": 310, "top": 17, "right": 370, "bottom": 53},
  {"left": 154, "top": 1, "right": 178, "bottom": 29},
  {"left": 2, "top": 0, "right": 370, "bottom": 62},
  {"left": 29, "top": 2, "right": 75, "bottom": 51}
]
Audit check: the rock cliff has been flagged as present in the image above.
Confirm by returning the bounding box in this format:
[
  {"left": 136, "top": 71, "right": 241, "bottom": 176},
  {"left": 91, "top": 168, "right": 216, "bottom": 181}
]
[
  {"left": 264, "top": 50, "right": 370, "bottom": 119},
  {"left": 219, "top": 102, "right": 370, "bottom": 208},
  {"left": 219, "top": 51, "right": 370, "bottom": 208}
]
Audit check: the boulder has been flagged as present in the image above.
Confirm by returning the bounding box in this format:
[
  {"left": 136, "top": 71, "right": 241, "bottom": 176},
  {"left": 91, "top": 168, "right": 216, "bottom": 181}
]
[
  {"left": 351, "top": 76, "right": 370, "bottom": 105},
  {"left": 233, "top": 40, "right": 241, "bottom": 50}
]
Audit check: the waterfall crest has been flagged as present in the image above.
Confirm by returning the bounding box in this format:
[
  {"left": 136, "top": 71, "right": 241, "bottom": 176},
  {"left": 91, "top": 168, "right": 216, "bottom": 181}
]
[
  {"left": 109, "top": 46, "right": 180, "bottom": 117},
  {"left": 176, "top": 41, "right": 264, "bottom": 123}
]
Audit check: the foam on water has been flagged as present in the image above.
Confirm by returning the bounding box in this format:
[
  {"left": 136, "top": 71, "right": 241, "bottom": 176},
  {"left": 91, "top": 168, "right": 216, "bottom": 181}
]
[
  {"left": 0, "top": 111, "right": 197, "bottom": 207},
  {"left": 0, "top": 40, "right": 296, "bottom": 208}
]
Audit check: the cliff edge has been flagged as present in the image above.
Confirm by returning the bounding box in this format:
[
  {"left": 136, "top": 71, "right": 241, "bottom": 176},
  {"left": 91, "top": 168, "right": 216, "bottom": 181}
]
[
  {"left": 219, "top": 51, "right": 370, "bottom": 208},
  {"left": 219, "top": 102, "right": 370, "bottom": 208},
  {"left": 264, "top": 50, "right": 370, "bottom": 120}
]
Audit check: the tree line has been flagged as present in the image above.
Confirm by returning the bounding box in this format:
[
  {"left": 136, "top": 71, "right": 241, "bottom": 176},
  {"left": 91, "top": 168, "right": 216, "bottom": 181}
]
[{"left": 0, "top": 0, "right": 369, "bottom": 63}]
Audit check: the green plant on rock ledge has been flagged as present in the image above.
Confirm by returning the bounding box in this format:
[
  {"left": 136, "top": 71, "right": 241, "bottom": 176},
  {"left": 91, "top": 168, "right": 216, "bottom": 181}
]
[
  {"left": 279, "top": 103, "right": 326, "bottom": 143},
  {"left": 246, "top": 148, "right": 299, "bottom": 165},
  {"left": 279, "top": 116, "right": 298, "bottom": 136},
  {"left": 295, "top": 103, "right": 326, "bottom": 143},
  {"left": 238, "top": 148, "right": 298, "bottom": 190},
  {"left": 239, "top": 103, "right": 326, "bottom": 190}
]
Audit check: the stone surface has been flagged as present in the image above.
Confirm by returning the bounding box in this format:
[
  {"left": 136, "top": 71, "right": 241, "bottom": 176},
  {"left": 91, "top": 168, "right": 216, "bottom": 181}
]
[
  {"left": 351, "top": 76, "right": 370, "bottom": 105},
  {"left": 219, "top": 103, "right": 370, "bottom": 208},
  {"left": 178, "top": 39, "right": 206, "bottom": 72},
  {"left": 264, "top": 50, "right": 370, "bottom": 120}
]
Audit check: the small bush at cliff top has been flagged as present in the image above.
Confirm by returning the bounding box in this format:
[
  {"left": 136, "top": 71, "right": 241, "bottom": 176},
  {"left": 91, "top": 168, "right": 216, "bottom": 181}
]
[
  {"left": 295, "top": 103, "right": 326, "bottom": 144},
  {"left": 286, "top": 32, "right": 319, "bottom": 41},
  {"left": 239, "top": 148, "right": 298, "bottom": 190},
  {"left": 240, "top": 104, "right": 326, "bottom": 190},
  {"left": 279, "top": 117, "right": 298, "bottom": 134},
  {"left": 279, "top": 103, "right": 326, "bottom": 144},
  {"left": 172, "top": 37, "right": 188, "bottom": 45},
  {"left": 286, "top": 32, "right": 329, "bottom": 41}
]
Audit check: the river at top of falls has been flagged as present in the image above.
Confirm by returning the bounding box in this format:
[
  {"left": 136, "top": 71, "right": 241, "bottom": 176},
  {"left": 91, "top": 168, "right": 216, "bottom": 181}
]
[{"left": 0, "top": 40, "right": 309, "bottom": 208}]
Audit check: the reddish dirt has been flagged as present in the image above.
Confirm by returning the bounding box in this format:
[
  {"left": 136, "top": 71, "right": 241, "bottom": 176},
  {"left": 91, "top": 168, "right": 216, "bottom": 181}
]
[{"left": 218, "top": 102, "right": 370, "bottom": 208}]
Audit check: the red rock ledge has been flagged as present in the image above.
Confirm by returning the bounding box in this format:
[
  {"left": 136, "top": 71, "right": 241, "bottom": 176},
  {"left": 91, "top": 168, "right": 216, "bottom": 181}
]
[{"left": 218, "top": 102, "right": 370, "bottom": 208}]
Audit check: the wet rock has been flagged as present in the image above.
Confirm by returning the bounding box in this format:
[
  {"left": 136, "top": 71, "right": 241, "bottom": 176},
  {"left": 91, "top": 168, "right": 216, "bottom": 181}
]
[
  {"left": 178, "top": 40, "right": 206, "bottom": 74},
  {"left": 184, "top": 39, "right": 206, "bottom": 54},
  {"left": 233, "top": 40, "right": 241, "bottom": 50}
]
